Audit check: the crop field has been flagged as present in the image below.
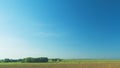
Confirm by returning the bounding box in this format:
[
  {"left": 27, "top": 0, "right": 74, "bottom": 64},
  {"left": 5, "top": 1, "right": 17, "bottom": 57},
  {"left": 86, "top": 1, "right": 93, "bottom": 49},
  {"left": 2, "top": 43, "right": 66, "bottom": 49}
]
[{"left": 0, "top": 60, "right": 120, "bottom": 68}]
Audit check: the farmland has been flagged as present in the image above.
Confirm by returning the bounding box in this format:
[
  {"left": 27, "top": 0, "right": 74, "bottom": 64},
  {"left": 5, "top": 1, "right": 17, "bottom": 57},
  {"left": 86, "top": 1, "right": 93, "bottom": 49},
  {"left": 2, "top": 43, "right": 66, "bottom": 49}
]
[{"left": 0, "top": 60, "right": 120, "bottom": 68}]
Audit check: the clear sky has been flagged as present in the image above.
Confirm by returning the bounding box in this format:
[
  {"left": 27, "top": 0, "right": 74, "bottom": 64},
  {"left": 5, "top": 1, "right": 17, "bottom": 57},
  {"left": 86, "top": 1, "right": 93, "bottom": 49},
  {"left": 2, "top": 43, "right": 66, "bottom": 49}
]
[{"left": 0, "top": 0, "right": 120, "bottom": 59}]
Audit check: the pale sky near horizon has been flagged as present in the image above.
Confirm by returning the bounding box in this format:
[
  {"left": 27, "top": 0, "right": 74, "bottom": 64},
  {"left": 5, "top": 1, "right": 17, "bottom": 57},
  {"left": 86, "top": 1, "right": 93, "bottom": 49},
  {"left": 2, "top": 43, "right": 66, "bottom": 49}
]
[{"left": 0, "top": 0, "right": 120, "bottom": 59}]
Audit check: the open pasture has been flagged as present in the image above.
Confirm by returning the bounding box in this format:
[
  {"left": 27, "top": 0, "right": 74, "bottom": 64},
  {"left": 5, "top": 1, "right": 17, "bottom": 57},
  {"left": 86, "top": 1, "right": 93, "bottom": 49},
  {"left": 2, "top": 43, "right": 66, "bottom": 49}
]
[{"left": 0, "top": 61, "right": 120, "bottom": 68}]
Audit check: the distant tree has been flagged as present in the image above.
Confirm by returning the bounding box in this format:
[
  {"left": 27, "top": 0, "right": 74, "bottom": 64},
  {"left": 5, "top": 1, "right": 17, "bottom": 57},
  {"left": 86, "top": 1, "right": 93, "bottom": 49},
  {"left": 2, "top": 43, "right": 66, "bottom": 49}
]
[
  {"left": 10, "top": 59, "right": 17, "bottom": 62},
  {"left": 22, "top": 57, "right": 48, "bottom": 63},
  {"left": 58, "top": 59, "right": 62, "bottom": 62},
  {"left": 23, "top": 57, "right": 34, "bottom": 62},
  {"left": 52, "top": 59, "right": 58, "bottom": 62},
  {"left": 40, "top": 57, "right": 48, "bottom": 62},
  {"left": 4, "top": 58, "right": 10, "bottom": 62},
  {"left": 52, "top": 58, "right": 62, "bottom": 62},
  {"left": 18, "top": 59, "right": 23, "bottom": 62},
  {"left": 0, "top": 57, "right": 49, "bottom": 63}
]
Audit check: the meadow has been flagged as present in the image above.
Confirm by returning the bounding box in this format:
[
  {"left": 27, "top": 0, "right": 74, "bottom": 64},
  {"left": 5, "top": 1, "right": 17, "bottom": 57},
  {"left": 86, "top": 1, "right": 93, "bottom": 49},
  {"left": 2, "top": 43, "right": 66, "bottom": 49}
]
[{"left": 0, "top": 60, "right": 120, "bottom": 68}]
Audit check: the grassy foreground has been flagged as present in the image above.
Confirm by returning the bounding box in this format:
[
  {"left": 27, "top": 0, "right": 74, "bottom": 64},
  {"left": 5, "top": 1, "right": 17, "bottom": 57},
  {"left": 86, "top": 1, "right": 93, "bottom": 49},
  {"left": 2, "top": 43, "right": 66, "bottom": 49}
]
[{"left": 0, "top": 60, "right": 120, "bottom": 68}]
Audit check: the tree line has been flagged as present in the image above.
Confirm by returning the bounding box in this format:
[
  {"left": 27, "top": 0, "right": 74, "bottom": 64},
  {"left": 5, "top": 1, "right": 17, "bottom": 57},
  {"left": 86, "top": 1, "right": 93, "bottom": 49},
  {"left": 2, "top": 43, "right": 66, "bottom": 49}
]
[{"left": 0, "top": 57, "right": 62, "bottom": 63}]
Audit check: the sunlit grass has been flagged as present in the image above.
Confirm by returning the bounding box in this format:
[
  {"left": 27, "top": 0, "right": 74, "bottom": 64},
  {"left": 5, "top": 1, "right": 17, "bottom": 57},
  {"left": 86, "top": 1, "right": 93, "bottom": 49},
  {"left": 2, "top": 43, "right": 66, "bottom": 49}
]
[{"left": 0, "top": 60, "right": 120, "bottom": 68}]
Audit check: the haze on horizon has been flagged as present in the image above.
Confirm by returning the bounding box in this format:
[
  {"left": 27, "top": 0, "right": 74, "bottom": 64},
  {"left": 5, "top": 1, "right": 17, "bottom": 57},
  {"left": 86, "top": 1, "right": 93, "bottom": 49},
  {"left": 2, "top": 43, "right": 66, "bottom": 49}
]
[{"left": 0, "top": 0, "right": 120, "bottom": 59}]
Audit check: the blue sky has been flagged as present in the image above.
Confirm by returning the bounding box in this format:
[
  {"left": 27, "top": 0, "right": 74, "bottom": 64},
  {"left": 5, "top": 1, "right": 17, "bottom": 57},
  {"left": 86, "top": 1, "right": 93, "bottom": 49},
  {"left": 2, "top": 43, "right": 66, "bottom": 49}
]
[{"left": 0, "top": 0, "right": 120, "bottom": 59}]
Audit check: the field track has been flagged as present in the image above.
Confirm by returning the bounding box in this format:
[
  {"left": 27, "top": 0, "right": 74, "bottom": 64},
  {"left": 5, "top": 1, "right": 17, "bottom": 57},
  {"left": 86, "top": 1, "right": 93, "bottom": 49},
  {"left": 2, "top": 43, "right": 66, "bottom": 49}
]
[{"left": 0, "top": 62, "right": 120, "bottom": 68}]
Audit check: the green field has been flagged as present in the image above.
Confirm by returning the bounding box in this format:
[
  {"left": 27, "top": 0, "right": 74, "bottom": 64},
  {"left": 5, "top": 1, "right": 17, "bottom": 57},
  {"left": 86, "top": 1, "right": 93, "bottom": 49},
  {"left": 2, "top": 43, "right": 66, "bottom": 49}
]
[
  {"left": 0, "top": 59, "right": 120, "bottom": 68},
  {"left": 61, "top": 59, "right": 120, "bottom": 63}
]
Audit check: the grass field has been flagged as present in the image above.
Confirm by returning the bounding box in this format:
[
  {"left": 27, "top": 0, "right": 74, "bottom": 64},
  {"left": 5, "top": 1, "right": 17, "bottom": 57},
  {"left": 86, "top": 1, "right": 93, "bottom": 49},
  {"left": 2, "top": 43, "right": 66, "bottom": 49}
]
[{"left": 0, "top": 60, "right": 120, "bottom": 68}]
